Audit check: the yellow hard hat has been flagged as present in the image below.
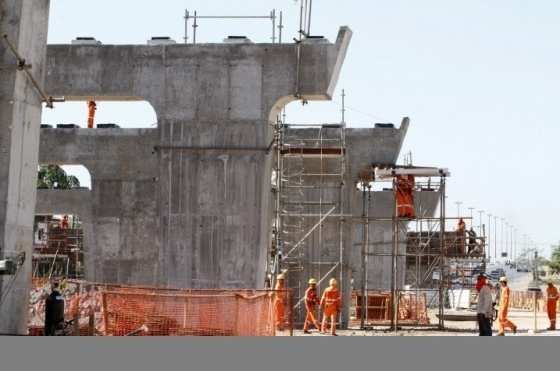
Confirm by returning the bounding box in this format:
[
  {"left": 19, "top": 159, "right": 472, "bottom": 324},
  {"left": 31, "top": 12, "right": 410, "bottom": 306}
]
[
  {"left": 308, "top": 278, "right": 317, "bottom": 285},
  {"left": 499, "top": 276, "right": 508, "bottom": 282},
  {"left": 329, "top": 278, "right": 338, "bottom": 286}
]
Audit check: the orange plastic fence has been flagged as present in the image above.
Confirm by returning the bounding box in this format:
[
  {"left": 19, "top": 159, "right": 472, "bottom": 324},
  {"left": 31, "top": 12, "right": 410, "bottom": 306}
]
[
  {"left": 509, "top": 290, "right": 559, "bottom": 313},
  {"left": 28, "top": 280, "right": 291, "bottom": 336}
]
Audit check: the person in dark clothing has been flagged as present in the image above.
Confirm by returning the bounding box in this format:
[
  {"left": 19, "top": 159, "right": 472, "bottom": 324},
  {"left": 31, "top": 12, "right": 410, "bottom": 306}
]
[{"left": 44, "top": 281, "right": 65, "bottom": 336}]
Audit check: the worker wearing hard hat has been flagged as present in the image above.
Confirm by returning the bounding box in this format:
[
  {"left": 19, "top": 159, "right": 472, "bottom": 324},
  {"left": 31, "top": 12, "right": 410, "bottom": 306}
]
[
  {"left": 320, "top": 278, "right": 341, "bottom": 336},
  {"left": 303, "top": 278, "right": 321, "bottom": 334},
  {"left": 274, "top": 274, "right": 286, "bottom": 331},
  {"left": 497, "top": 277, "right": 517, "bottom": 336},
  {"left": 546, "top": 281, "right": 559, "bottom": 331}
]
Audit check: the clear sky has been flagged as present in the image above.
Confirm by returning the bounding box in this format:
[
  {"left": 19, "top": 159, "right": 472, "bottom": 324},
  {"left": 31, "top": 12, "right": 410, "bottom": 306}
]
[{"left": 44, "top": 0, "right": 559, "bottom": 257}]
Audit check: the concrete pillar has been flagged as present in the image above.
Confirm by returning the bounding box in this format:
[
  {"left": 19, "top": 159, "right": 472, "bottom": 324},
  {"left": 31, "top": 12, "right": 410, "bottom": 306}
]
[{"left": 0, "top": 0, "right": 50, "bottom": 335}]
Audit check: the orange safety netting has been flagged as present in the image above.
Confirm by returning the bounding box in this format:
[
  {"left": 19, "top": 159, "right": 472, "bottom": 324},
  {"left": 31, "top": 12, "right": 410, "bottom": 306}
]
[
  {"left": 102, "top": 291, "right": 276, "bottom": 336},
  {"left": 28, "top": 281, "right": 292, "bottom": 336}
]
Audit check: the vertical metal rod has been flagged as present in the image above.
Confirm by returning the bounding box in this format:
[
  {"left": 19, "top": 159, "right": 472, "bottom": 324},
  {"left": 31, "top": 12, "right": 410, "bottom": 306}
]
[
  {"left": 360, "top": 183, "right": 367, "bottom": 329},
  {"left": 487, "top": 214, "right": 492, "bottom": 264},
  {"left": 271, "top": 9, "right": 276, "bottom": 43},
  {"left": 184, "top": 10, "right": 189, "bottom": 43},
  {"left": 391, "top": 179, "right": 398, "bottom": 332},
  {"left": 439, "top": 177, "right": 446, "bottom": 330},
  {"left": 303, "top": 0, "right": 308, "bottom": 37},
  {"left": 307, "top": 0, "right": 313, "bottom": 35},
  {"left": 299, "top": 0, "right": 304, "bottom": 40},
  {"left": 341, "top": 89, "right": 346, "bottom": 124},
  {"left": 193, "top": 11, "right": 198, "bottom": 44},
  {"left": 494, "top": 216, "right": 498, "bottom": 260},
  {"left": 278, "top": 11, "right": 283, "bottom": 43}
]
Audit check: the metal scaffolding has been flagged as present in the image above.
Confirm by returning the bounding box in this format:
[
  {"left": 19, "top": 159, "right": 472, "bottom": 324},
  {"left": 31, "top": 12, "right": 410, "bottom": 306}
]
[
  {"left": 353, "top": 166, "right": 487, "bottom": 332},
  {"left": 271, "top": 114, "right": 347, "bottom": 324},
  {"left": 355, "top": 167, "right": 448, "bottom": 331}
]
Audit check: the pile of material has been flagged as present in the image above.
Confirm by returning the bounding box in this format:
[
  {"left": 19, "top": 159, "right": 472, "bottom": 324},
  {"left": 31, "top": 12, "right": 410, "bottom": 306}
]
[{"left": 352, "top": 291, "right": 430, "bottom": 326}]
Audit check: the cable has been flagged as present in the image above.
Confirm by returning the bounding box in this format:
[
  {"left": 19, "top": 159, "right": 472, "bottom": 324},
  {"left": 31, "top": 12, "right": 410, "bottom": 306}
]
[{"left": 331, "top": 100, "right": 391, "bottom": 123}]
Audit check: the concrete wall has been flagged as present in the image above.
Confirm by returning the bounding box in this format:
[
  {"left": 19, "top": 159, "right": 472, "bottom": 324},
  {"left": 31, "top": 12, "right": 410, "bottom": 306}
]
[
  {"left": 0, "top": 0, "right": 50, "bottom": 335},
  {"left": 38, "top": 28, "right": 352, "bottom": 289}
]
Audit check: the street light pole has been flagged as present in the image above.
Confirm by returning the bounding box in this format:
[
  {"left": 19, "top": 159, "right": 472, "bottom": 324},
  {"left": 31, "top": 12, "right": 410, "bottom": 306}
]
[
  {"left": 494, "top": 216, "right": 498, "bottom": 261},
  {"left": 468, "top": 207, "right": 475, "bottom": 228},
  {"left": 487, "top": 213, "right": 492, "bottom": 262}
]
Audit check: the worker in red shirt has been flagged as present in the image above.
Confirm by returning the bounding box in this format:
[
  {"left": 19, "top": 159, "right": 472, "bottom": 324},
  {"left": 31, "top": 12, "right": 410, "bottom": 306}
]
[
  {"left": 320, "top": 278, "right": 341, "bottom": 336},
  {"left": 61, "top": 215, "right": 69, "bottom": 229},
  {"left": 546, "top": 281, "right": 559, "bottom": 330},
  {"left": 303, "top": 278, "right": 321, "bottom": 334}
]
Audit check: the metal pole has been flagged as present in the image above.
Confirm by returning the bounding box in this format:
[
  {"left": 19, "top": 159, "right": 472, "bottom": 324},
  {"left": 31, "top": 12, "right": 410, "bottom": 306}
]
[
  {"left": 278, "top": 11, "right": 283, "bottom": 43},
  {"left": 302, "top": 0, "right": 308, "bottom": 37},
  {"left": 271, "top": 9, "right": 276, "bottom": 43},
  {"left": 184, "top": 9, "right": 189, "bottom": 43},
  {"left": 501, "top": 218, "right": 505, "bottom": 259},
  {"left": 299, "top": 0, "right": 304, "bottom": 40},
  {"left": 193, "top": 11, "right": 198, "bottom": 44},
  {"left": 455, "top": 201, "right": 462, "bottom": 217},
  {"left": 478, "top": 210, "right": 484, "bottom": 235},
  {"left": 487, "top": 214, "right": 492, "bottom": 263},
  {"left": 391, "top": 178, "right": 399, "bottom": 332},
  {"left": 341, "top": 89, "right": 346, "bottom": 124},
  {"left": 307, "top": 0, "right": 313, "bottom": 35},
  {"left": 360, "top": 183, "right": 367, "bottom": 329},
  {"left": 439, "top": 177, "right": 446, "bottom": 330},
  {"left": 494, "top": 216, "right": 498, "bottom": 260},
  {"left": 468, "top": 207, "right": 475, "bottom": 228}
]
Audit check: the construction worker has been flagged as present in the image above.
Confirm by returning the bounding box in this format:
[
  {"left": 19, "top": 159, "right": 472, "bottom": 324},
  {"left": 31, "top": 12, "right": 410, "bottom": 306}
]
[
  {"left": 44, "top": 281, "right": 65, "bottom": 336},
  {"left": 303, "top": 278, "right": 321, "bottom": 334},
  {"left": 274, "top": 274, "right": 286, "bottom": 331},
  {"left": 456, "top": 218, "right": 466, "bottom": 255},
  {"left": 320, "top": 278, "right": 341, "bottom": 336},
  {"left": 476, "top": 276, "right": 493, "bottom": 336},
  {"left": 497, "top": 276, "right": 517, "bottom": 336},
  {"left": 546, "top": 281, "right": 559, "bottom": 330},
  {"left": 87, "top": 100, "right": 97, "bottom": 129},
  {"left": 61, "top": 215, "right": 70, "bottom": 229},
  {"left": 395, "top": 175, "right": 415, "bottom": 218}
]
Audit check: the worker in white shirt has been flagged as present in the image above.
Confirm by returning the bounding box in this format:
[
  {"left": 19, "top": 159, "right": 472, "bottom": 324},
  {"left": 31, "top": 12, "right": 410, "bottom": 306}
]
[{"left": 476, "top": 275, "right": 494, "bottom": 336}]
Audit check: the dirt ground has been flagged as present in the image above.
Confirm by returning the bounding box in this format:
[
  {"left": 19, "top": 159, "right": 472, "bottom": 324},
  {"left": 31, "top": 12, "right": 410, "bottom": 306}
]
[{"left": 286, "top": 309, "right": 558, "bottom": 336}]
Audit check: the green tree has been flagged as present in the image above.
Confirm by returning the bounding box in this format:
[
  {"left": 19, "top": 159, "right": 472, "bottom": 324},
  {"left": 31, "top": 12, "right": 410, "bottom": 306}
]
[
  {"left": 37, "top": 165, "right": 80, "bottom": 189},
  {"left": 549, "top": 243, "right": 560, "bottom": 274}
]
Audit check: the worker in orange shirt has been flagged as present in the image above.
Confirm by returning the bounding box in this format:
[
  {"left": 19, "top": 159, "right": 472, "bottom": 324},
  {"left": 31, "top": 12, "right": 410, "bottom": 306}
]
[
  {"left": 87, "top": 101, "right": 97, "bottom": 129},
  {"left": 546, "top": 281, "right": 559, "bottom": 331},
  {"left": 497, "top": 276, "right": 517, "bottom": 336},
  {"left": 274, "top": 274, "right": 286, "bottom": 331},
  {"left": 320, "top": 278, "right": 341, "bottom": 336},
  {"left": 303, "top": 278, "right": 321, "bottom": 334},
  {"left": 395, "top": 175, "right": 415, "bottom": 219}
]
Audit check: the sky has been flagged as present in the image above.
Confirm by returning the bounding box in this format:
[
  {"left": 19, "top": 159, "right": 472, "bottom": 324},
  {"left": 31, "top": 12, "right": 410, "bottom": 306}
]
[{"left": 43, "top": 0, "right": 560, "bottom": 257}]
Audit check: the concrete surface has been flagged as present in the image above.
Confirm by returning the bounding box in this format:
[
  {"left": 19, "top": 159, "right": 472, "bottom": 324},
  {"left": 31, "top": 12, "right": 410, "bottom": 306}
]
[{"left": 0, "top": 0, "right": 50, "bottom": 335}]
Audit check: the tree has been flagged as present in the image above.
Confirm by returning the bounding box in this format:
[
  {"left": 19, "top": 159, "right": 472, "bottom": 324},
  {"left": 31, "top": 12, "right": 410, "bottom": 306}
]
[
  {"left": 37, "top": 165, "right": 80, "bottom": 189},
  {"left": 548, "top": 243, "right": 560, "bottom": 274}
]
